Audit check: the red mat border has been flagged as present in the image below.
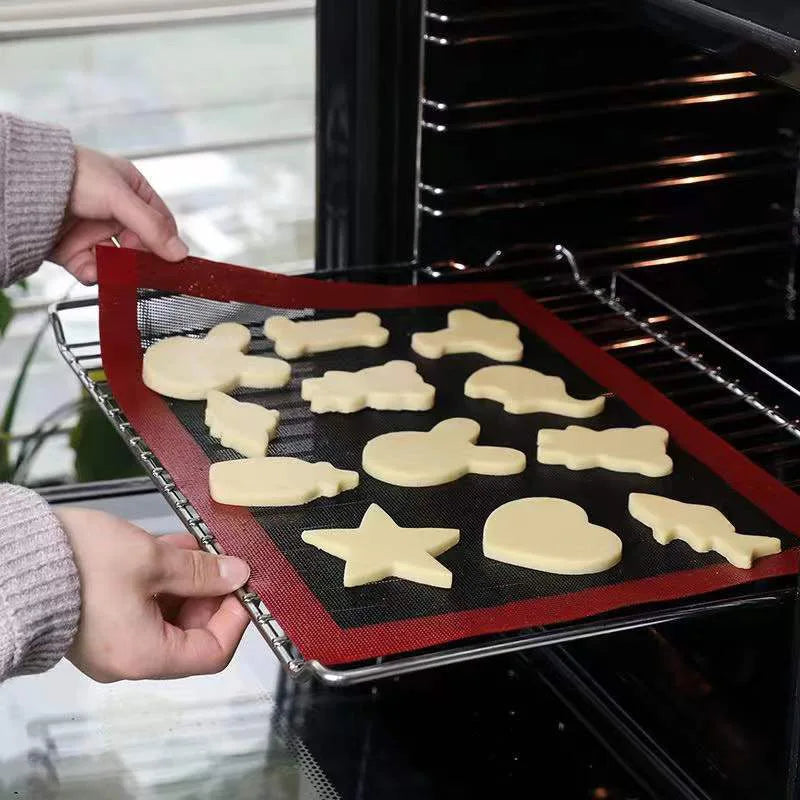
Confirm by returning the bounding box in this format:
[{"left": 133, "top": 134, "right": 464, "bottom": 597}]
[{"left": 98, "top": 246, "right": 800, "bottom": 665}]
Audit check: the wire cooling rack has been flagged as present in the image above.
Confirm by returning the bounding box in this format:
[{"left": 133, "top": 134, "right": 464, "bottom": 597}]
[{"left": 50, "top": 247, "right": 796, "bottom": 686}]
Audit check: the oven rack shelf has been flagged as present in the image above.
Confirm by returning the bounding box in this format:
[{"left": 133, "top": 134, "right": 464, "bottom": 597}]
[{"left": 50, "top": 246, "right": 799, "bottom": 686}]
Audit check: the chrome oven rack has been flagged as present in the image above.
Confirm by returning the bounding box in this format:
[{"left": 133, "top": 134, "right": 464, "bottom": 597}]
[{"left": 50, "top": 245, "right": 798, "bottom": 687}]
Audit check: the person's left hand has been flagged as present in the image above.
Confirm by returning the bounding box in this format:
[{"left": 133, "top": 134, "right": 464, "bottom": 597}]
[{"left": 50, "top": 146, "right": 189, "bottom": 284}]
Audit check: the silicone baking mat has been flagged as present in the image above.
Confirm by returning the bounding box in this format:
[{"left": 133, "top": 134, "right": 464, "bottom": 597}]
[{"left": 98, "top": 247, "right": 800, "bottom": 665}]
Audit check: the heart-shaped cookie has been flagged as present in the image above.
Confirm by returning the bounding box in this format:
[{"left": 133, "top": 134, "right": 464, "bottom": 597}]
[{"left": 483, "top": 497, "right": 622, "bottom": 574}]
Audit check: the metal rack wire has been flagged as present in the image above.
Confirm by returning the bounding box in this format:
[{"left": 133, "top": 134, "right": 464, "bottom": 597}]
[{"left": 50, "top": 245, "right": 799, "bottom": 686}]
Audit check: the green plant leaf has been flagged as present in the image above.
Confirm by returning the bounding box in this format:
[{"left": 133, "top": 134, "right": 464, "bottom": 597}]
[
  {"left": 0, "top": 290, "right": 12, "bottom": 337},
  {"left": 69, "top": 397, "right": 143, "bottom": 482}
]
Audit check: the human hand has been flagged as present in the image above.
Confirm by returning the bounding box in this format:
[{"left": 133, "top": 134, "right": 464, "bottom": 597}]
[
  {"left": 58, "top": 507, "right": 251, "bottom": 682},
  {"left": 50, "top": 146, "right": 188, "bottom": 284}
]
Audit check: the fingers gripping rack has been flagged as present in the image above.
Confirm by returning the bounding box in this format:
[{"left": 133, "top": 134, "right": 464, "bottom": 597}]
[{"left": 49, "top": 299, "right": 306, "bottom": 680}]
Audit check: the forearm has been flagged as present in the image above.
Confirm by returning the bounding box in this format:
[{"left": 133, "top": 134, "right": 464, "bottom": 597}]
[
  {"left": 0, "top": 114, "right": 75, "bottom": 288},
  {"left": 0, "top": 484, "right": 80, "bottom": 681}
]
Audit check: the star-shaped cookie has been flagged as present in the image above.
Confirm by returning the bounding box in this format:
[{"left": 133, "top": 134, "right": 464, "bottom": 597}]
[{"left": 301, "top": 504, "right": 459, "bottom": 588}]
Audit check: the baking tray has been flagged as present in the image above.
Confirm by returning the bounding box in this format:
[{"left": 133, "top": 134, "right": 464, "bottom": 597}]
[{"left": 52, "top": 245, "right": 800, "bottom": 685}]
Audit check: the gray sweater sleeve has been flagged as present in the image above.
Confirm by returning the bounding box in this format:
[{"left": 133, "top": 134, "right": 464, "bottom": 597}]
[
  {"left": 0, "top": 113, "right": 75, "bottom": 287},
  {"left": 0, "top": 116, "right": 80, "bottom": 681},
  {"left": 0, "top": 485, "right": 80, "bottom": 680}
]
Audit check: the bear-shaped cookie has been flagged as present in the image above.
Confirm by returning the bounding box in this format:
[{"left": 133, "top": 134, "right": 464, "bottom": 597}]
[
  {"left": 465, "top": 365, "right": 605, "bottom": 417},
  {"left": 263, "top": 312, "right": 389, "bottom": 359},
  {"left": 537, "top": 425, "right": 672, "bottom": 477},
  {"left": 302, "top": 504, "right": 460, "bottom": 588},
  {"left": 142, "top": 322, "right": 290, "bottom": 400},
  {"left": 629, "top": 493, "right": 781, "bottom": 569},
  {"left": 210, "top": 457, "right": 359, "bottom": 506},
  {"left": 483, "top": 497, "right": 622, "bottom": 574},
  {"left": 301, "top": 360, "right": 435, "bottom": 413},
  {"left": 411, "top": 310, "right": 523, "bottom": 362},
  {"left": 205, "top": 390, "right": 280, "bottom": 458},
  {"left": 362, "top": 418, "right": 526, "bottom": 487}
]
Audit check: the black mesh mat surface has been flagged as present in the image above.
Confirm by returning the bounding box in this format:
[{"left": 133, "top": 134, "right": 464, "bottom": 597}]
[{"left": 137, "top": 294, "right": 795, "bottom": 631}]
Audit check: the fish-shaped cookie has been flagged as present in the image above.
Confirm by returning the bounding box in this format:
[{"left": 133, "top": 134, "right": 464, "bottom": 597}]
[{"left": 629, "top": 493, "right": 781, "bottom": 569}]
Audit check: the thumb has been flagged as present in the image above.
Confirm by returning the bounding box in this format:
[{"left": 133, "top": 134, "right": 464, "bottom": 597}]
[
  {"left": 109, "top": 181, "right": 188, "bottom": 261},
  {"left": 153, "top": 547, "right": 250, "bottom": 597}
]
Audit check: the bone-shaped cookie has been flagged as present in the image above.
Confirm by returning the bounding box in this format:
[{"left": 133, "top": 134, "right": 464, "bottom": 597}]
[
  {"left": 263, "top": 312, "right": 389, "bottom": 359},
  {"left": 411, "top": 310, "right": 523, "bottom": 362},
  {"left": 301, "top": 360, "right": 435, "bottom": 413},
  {"left": 362, "top": 418, "right": 526, "bottom": 487},
  {"left": 465, "top": 365, "right": 605, "bottom": 417},
  {"left": 142, "top": 322, "right": 290, "bottom": 400},
  {"left": 629, "top": 493, "right": 781, "bottom": 569},
  {"left": 205, "top": 390, "right": 280, "bottom": 457},
  {"left": 209, "top": 457, "right": 359, "bottom": 506},
  {"left": 537, "top": 425, "right": 673, "bottom": 477},
  {"left": 484, "top": 498, "right": 622, "bottom": 574}
]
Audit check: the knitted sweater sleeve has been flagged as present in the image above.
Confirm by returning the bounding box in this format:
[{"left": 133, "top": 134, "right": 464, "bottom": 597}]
[
  {"left": 0, "top": 113, "right": 75, "bottom": 287},
  {"left": 0, "top": 485, "right": 80, "bottom": 680},
  {"left": 0, "top": 116, "right": 80, "bottom": 681}
]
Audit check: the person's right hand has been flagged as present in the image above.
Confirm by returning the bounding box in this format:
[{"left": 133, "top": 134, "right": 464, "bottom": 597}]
[{"left": 57, "top": 507, "right": 251, "bottom": 682}]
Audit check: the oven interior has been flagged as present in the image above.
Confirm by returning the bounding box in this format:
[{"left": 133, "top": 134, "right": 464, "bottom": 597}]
[{"left": 379, "top": 1, "right": 800, "bottom": 798}]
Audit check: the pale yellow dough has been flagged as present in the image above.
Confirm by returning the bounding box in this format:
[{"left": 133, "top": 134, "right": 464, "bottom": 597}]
[
  {"left": 537, "top": 425, "right": 672, "bottom": 477},
  {"left": 411, "top": 310, "right": 523, "bottom": 362},
  {"left": 142, "top": 323, "right": 290, "bottom": 400},
  {"left": 263, "top": 312, "right": 389, "bottom": 359},
  {"left": 301, "top": 360, "right": 435, "bottom": 413},
  {"left": 210, "top": 457, "right": 359, "bottom": 506},
  {"left": 205, "top": 390, "right": 280, "bottom": 457},
  {"left": 362, "top": 418, "right": 526, "bottom": 487},
  {"left": 302, "top": 504, "right": 459, "bottom": 588},
  {"left": 465, "top": 365, "right": 605, "bottom": 417},
  {"left": 629, "top": 493, "right": 781, "bottom": 569},
  {"left": 483, "top": 498, "right": 622, "bottom": 574}
]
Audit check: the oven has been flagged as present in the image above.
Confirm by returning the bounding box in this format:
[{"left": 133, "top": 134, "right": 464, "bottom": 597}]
[
  {"left": 7, "top": 2, "right": 800, "bottom": 799},
  {"left": 311, "top": 1, "right": 800, "bottom": 798}
]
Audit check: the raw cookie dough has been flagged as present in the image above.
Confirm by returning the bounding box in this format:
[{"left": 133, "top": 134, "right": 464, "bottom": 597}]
[
  {"left": 537, "top": 425, "right": 673, "bottom": 477},
  {"left": 362, "top": 418, "right": 526, "bottom": 487},
  {"left": 301, "top": 360, "right": 435, "bottom": 413},
  {"left": 411, "top": 310, "right": 523, "bottom": 362},
  {"left": 483, "top": 498, "right": 622, "bottom": 574},
  {"left": 142, "top": 323, "right": 290, "bottom": 400},
  {"left": 465, "top": 365, "right": 605, "bottom": 417},
  {"left": 629, "top": 493, "right": 781, "bottom": 569},
  {"left": 302, "top": 504, "right": 459, "bottom": 588},
  {"left": 263, "top": 312, "right": 389, "bottom": 359},
  {"left": 210, "top": 457, "right": 359, "bottom": 506},
  {"left": 205, "top": 390, "right": 280, "bottom": 457}
]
